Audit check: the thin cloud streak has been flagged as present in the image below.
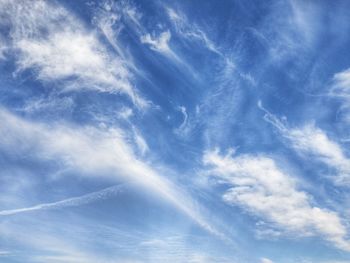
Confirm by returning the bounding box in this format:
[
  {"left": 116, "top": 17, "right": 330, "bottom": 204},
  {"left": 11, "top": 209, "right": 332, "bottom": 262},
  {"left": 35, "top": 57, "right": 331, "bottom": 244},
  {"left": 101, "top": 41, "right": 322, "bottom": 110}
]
[
  {"left": 0, "top": 184, "right": 125, "bottom": 216},
  {"left": 0, "top": 108, "right": 225, "bottom": 240}
]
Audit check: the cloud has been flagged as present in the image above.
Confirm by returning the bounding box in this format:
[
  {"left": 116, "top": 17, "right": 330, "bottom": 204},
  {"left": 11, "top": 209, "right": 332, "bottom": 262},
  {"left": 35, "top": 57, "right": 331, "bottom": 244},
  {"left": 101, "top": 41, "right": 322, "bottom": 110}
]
[
  {"left": 331, "top": 68, "right": 350, "bottom": 97},
  {"left": 260, "top": 258, "right": 274, "bottom": 263},
  {"left": 0, "top": 36, "right": 7, "bottom": 60},
  {"left": 0, "top": 219, "right": 108, "bottom": 263},
  {"left": 259, "top": 101, "right": 350, "bottom": 184},
  {"left": 165, "top": 7, "right": 221, "bottom": 55},
  {"left": 118, "top": 107, "right": 134, "bottom": 120},
  {"left": 141, "top": 31, "right": 173, "bottom": 55},
  {"left": 0, "top": 184, "right": 125, "bottom": 216},
  {"left": 203, "top": 150, "right": 350, "bottom": 251},
  {"left": 0, "top": 108, "right": 223, "bottom": 239},
  {"left": 174, "top": 106, "right": 190, "bottom": 136},
  {"left": 133, "top": 131, "right": 149, "bottom": 156},
  {"left": 91, "top": 0, "right": 144, "bottom": 76},
  {"left": 0, "top": 0, "right": 147, "bottom": 108},
  {"left": 255, "top": 0, "right": 320, "bottom": 62}
]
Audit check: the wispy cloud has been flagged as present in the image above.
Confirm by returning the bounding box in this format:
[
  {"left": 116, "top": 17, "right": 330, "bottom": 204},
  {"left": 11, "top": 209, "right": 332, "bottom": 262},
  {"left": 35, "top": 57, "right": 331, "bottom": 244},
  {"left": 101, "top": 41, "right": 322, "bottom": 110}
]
[
  {"left": 140, "top": 29, "right": 199, "bottom": 80},
  {"left": 259, "top": 101, "right": 350, "bottom": 184},
  {"left": 331, "top": 68, "right": 350, "bottom": 98},
  {"left": 0, "top": 0, "right": 147, "bottom": 108},
  {"left": 0, "top": 184, "right": 125, "bottom": 216},
  {"left": 203, "top": 150, "right": 350, "bottom": 251},
  {"left": 0, "top": 220, "right": 109, "bottom": 263},
  {"left": 0, "top": 108, "right": 223, "bottom": 239},
  {"left": 141, "top": 31, "right": 172, "bottom": 55},
  {"left": 133, "top": 128, "right": 149, "bottom": 156},
  {"left": 174, "top": 105, "right": 190, "bottom": 136},
  {"left": 165, "top": 7, "right": 221, "bottom": 56},
  {"left": 0, "top": 36, "right": 7, "bottom": 60}
]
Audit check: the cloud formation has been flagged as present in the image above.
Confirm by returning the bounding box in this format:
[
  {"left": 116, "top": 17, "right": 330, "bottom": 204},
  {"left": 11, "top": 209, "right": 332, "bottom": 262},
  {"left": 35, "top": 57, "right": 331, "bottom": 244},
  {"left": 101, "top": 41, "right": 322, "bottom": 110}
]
[
  {"left": 0, "top": 108, "right": 222, "bottom": 239},
  {"left": 204, "top": 150, "right": 350, "bottom": 251},
  {"left": 0, "top": 0, "right": 147, "bottom": 107},
  {"left": 0, "top": 184, "right": 125, "bottom": 216},
  {"left": 259, "top": 101, "right": 350, "bottom": 184}
]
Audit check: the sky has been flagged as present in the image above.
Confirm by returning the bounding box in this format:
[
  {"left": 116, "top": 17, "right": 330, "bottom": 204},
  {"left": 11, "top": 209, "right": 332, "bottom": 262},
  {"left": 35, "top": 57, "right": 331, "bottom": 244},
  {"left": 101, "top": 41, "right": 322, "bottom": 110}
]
[{"left": 1, "top": 0, "right": 350, "bottom": 262}]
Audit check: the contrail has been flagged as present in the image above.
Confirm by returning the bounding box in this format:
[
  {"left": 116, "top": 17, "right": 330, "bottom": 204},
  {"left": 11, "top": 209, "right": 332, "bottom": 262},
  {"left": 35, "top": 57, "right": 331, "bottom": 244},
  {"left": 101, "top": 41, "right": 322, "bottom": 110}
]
[{"left": 0, "top": 184, "right": 126, "bottom": 216}]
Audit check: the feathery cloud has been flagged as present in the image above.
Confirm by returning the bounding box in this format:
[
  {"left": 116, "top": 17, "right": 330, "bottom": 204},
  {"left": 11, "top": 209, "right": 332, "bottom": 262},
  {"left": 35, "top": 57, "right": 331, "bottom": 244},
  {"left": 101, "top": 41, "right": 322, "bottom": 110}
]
[
  {"left": 259, "top": 101, "right": 350, "bottom": 184},
  {"left": 0, "top": 0, "right": 147, "bottom": 108},
  {"left": 141, "top": 31, "right": 173, "bottom": 56},
  {"left": 0, "top": 184, "right": 125, "bottom": 216},
  {"left": 203, "top": 150, "right": 350, "bottom": 251},
  {"left": 0, "top": 108, "right": 222, "bottom": 239}
]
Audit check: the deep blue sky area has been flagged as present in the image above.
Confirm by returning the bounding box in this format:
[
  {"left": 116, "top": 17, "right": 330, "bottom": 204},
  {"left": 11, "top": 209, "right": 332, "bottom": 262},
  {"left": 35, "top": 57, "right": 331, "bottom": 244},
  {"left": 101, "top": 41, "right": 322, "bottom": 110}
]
[{"left": 1, "top": 0, "right": 350, "bottom": 262}]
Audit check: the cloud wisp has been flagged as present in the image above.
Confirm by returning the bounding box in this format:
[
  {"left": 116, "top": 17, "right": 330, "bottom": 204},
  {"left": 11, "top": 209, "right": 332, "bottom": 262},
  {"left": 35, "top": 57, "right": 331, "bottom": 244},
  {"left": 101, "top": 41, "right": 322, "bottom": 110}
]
[
  {"left": 0, "top": 0, "right": 147, "bottom": 108},
  {"left": 259, "top": 101, "right": 350, "bottom": 185},
  {"left": 203, "top": 150, "right": 350, "bottom": 251},
  {"left": 0, "top": 108, "right": 224, "bottom": 240},
  {"left": 0, "top": 184, "right": 125, "bottom": 216},
  {"left": 165, "top": 7, "right": 221, "bottom": 56}
]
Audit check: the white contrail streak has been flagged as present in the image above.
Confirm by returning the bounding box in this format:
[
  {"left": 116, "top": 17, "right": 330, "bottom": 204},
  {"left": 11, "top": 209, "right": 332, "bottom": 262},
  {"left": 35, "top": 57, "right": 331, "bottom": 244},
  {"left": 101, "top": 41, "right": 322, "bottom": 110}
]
[{"left": 0, "top": 184, "right": 126, "bottom": 216}]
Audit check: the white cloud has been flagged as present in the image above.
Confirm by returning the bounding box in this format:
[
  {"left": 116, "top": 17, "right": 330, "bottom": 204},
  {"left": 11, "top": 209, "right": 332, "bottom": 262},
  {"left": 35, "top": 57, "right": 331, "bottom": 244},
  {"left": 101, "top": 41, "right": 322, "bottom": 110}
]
[
  {"left": 174, "top": 106, "right": 190, "bottom": 136},
  {"left": 92, "top": 0, "right": 144, "bottom": 77},
  {"left": 329, "top": 68, "right": 350, "bottom": 127},
  {"left": 133, "top": 128, "right": 149, "bottom": 156},
  {"left": 118, "top": 107, "right": 134, "bottom": 120},
  {"left": 20, "top": 95, "right": 74, "bottom": 114},
  {"left": 331, "top": 68, "right": 350, "bottom": 97},
  {"left": 288, "top": 0, "right": 320, "bottom": 46},
  {"left": 166, "top": 8, "right": 221, "bottom": 55},
  {"left": 203, "top": 150, "right": 350, "bottom": 251},
  {"left": 0, "top": 184, "right": 125, "bottom": 216},
  {"left": 259, "top": 101, "right": 350, "bottom": 184},
  {"left": 141, "top": 31, "right": 172, "bottom": 55},
  {"left": 0, "top": 220, "right": 106, "bottom": 263},
  {"left": 0, "top": 108, "right": 222, "bottom": 239},
  {"left": 0, "top": 36, "right": 7, "bottom": 60},
  {"left": 140, "top": 29, "right": 198, "bottom": 79},
  {"left": 0, "top": 0, "right": 147, "bottom": 108},
  {"left": 261, "top": 258, "right": 274, "bottom": 263}
]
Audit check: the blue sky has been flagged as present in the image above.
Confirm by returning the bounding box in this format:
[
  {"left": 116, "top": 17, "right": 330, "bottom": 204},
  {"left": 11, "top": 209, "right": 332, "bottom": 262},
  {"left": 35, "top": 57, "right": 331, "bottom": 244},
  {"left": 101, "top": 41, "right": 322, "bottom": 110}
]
[{"left": 1, "top": 0, "right": 350, "bottom": 262}]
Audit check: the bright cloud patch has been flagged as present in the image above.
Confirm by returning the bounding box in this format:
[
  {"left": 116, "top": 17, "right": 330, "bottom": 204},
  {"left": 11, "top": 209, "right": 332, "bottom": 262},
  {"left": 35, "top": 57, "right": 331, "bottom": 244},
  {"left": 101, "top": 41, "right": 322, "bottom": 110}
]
[
  {"left": 260, "top": 102, "right": 350, "bottom": 184},
  {"left": 332, "top": 68, "right": 350, "bottom": 96},
  {"left": 203, "top": 150, "right": 350, "bottom": 251},
  {"left": 0, "top": 0, "right": 147, "bottom": 107}
]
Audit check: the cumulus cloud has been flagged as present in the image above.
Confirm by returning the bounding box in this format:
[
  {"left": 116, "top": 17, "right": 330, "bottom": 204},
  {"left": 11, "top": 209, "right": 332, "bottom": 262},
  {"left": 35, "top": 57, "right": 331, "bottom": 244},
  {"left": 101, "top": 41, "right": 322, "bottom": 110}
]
[
  {"left": 260, "top": 258, "right": 274, "bottom": 263},
  {"left": 259, "top": 101, "right": 350, "bottom": 184},
  {"left": 0, "top": 108, "right": 222, "bottom": 239},
  {"left": 0, "top": 0, "right": 147, "bottom": 108},
  {"left": 203, "top": 150, "right": 350, "bottom": 251}
]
